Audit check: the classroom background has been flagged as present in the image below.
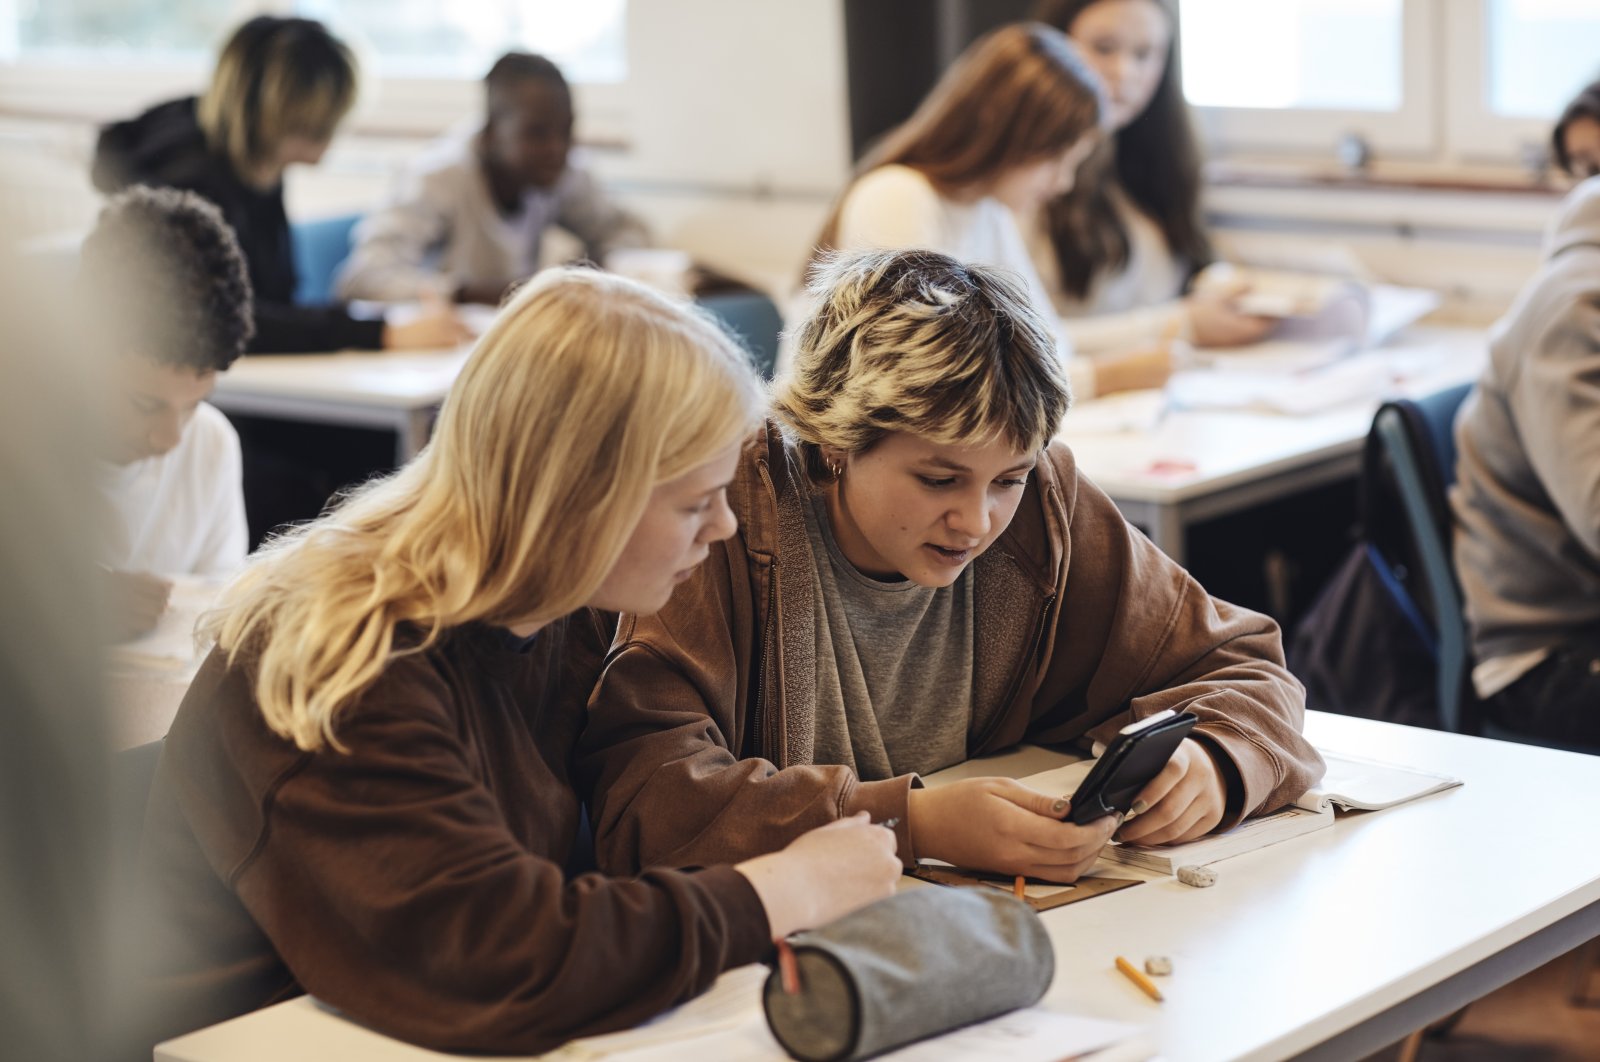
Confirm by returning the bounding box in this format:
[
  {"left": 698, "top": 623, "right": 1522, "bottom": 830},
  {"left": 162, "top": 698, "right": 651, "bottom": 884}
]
[{"left": 3, "top": 2, "right": 1600, "bottom": 1061}]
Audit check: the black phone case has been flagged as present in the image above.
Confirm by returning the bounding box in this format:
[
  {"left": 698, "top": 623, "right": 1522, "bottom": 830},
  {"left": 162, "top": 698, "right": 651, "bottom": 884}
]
[{"left": 1068, "top": 712, "right": 1198, "bottom": 825}]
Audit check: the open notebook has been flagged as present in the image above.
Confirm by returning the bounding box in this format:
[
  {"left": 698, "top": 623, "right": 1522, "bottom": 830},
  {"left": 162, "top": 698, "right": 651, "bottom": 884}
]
[{"left": 1017, "top": 748, "right": 1461, "bottom": 875}]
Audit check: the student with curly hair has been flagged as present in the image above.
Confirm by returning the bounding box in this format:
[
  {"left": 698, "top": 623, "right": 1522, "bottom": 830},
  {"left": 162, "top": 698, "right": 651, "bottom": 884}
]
[{"left": 82, "top": 185, "right": 255, "bottom": 637}]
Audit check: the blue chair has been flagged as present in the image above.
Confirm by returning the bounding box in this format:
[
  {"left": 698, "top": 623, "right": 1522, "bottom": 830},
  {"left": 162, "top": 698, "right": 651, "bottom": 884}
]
[
  {"left": 1371, "top": 383, "right": 1584, "bottom": 748},
  {"left": 1370, "top": 384, "right": 1475, "bottom": 734},
  {"left": 291, "top": 212, "right": 362, "bottom": 306},
  {"left": 698, "top": 289, "right": 784, "bottom": 380}
]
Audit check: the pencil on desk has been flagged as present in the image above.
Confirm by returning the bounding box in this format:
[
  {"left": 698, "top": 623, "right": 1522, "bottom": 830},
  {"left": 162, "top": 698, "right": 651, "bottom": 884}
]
[
  {"left": 1115, "top": 955, "right": 1164, "bottom": 1002},
  {"left": 1014, "top": 875, "right": 1027, "bottom": 900}
]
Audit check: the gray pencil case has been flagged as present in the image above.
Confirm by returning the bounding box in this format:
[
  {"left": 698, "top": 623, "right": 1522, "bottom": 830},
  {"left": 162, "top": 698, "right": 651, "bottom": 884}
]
[{"left": 761, "top": 886, "right": 1054, "bottom": 1062}]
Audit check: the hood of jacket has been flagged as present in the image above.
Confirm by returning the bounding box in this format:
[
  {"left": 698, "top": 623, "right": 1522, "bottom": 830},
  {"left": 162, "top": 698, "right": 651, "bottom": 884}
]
[
  {"left": 91, "top": 96, "right": 212, "bottom": 195},
  {"left": 1545, "top": 174, "right": 1600, "bottom": 261}
]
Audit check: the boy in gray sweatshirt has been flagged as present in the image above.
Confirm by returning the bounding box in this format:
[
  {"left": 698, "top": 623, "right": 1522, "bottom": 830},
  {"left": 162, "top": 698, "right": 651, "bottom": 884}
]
[{"left": 1452, "top": 175, "right": 1600, "bottom": 750}]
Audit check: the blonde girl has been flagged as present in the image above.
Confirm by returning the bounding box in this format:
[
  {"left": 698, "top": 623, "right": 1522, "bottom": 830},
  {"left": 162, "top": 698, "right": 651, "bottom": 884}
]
[{"left": 129, "top": 268, "right": 898, "bottom": 1057}]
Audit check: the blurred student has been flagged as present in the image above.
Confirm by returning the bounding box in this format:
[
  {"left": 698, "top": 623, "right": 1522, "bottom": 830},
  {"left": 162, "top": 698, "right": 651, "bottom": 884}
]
[
  {"left": 1452, "top": 176, "right": 1600, "bottom": 753},
  {"left": 128, "top": 267, "right": 899, "bottom": 1057},
  {"left": 1033, "top": 0, "right": 1272, "bottom": 353},
  {"left": 581, "top": 248, "right": 1322, "bottom": 886},
  {"left": 809, "top": 22, "right": 1168, "bottom": 398},
  {"left": 338, "top": 52, "right": 648, "bottom": 305},
  {"left": 1554, "top": 79, "right": 1600, "bottom": 180},
  {"left": 82, "top": 186, "right": 255, "bottom": 638},
  {"left": 92, "top": 15, "right": 468, "bottom": 354}
]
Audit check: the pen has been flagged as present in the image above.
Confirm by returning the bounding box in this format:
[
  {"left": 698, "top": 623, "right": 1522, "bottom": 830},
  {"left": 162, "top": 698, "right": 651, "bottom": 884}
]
[
  {"left": 1013, "top": 875, "right": 1027, "bottom": 900},
  {"left": 1115, "top": 955, "right": 1164, "bottom": 1002}
]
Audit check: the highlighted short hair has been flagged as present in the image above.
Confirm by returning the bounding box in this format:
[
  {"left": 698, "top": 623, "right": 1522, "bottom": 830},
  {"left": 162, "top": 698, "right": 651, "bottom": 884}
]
[
  {"left": 775, "top": 248, "right": 1071, "bottom": 480},
  {"left": 79, "top": 185, "right": 254, "bottom": 372},
  {"left": 198, "top": 16, "right": 358, "bottom": 176}
]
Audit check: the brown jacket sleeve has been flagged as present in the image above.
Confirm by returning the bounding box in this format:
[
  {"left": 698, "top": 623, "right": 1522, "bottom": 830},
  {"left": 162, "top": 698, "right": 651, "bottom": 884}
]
[
  {"left": 578, "top": 537, "right": 916, "bottom": 875},
  {"left": 1025, "top": 446, "right": 1325, "bottom": 826},
  {"left": 229, "top": 680, "right": 770, "bottom": 1055}
]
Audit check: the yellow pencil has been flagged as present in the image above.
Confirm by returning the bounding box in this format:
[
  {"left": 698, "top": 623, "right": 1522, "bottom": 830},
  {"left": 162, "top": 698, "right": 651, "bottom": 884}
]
[
  {"left": 1013, "top": 875, "right": 1027, "bottom": 900},
  {"left": 1115, "top": 956, "right": 1164, "bottom": 1002}
]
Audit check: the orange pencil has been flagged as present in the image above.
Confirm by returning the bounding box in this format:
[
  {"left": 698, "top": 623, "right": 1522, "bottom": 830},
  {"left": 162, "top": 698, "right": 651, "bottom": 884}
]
[
  {"left": 1013, "top": 875, "right": 1027, "bottom": 900},
  {"left": 1115, "top": 956, "right": 1164, "bottom": 1002}
]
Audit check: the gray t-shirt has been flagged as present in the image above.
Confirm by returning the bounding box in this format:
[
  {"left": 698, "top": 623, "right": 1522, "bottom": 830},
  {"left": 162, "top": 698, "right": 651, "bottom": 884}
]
[{"left": 801, "top": 491, "right": 975, "bottom": 780}]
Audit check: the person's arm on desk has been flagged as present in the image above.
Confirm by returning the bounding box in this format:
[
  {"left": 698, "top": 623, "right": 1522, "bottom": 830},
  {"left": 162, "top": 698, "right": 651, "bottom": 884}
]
[
  {"left": 226, "top": 693, "right": 896, "bottom": 1056},
  {"left": 1024, "top": 445, "right": 1324, "bottom": 840}
]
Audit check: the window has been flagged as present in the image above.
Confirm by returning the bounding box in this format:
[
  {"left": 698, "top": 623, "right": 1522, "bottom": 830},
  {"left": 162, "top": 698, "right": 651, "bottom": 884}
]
[
  {"left": 1180, "top": 0, "right": 1599, "bottom": 167},
  {"left": 1484, "top": 0, "right": 1600, "bottom": 119},
  {"left": 296, "top": 0, "right": 626, "bottom": 83},
  {"left": 3, "top": 0, "right": 626, "bottom": 82},
  {"left": 1182, "top": 0, "right": 1403, "bottom": 112}
]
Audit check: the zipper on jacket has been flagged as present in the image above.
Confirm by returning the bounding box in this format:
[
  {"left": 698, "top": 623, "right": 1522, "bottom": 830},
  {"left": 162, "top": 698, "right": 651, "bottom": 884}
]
[
  {"left": 752, "top": 458, "right": 784, "bottom": 768},
  {"left": 973, "top": 594, "right": 1056, "bottom": 752}
]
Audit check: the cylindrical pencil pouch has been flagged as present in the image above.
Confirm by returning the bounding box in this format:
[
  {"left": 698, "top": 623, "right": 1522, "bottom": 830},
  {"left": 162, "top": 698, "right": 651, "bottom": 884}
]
[{"left": 761, "top": 887, "right": 1053, "bottom": 1062}]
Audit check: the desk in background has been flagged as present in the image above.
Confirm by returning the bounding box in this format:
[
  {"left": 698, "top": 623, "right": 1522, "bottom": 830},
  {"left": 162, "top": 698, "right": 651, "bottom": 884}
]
[
  {"left": 212, "top": 348, "right": 467, "bottom": 466},
  {"left": 1058, "top": 325, "right": 1487, "bottom": 564},
  {"left": 156, "top": 712, "right": 1600, "bottom": 1062}
]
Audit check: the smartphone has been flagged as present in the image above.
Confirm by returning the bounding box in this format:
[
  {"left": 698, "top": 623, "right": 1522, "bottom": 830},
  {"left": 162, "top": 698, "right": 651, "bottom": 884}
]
[{"left": 1068, "top": 710, "right": 1198, "bottom": 825}]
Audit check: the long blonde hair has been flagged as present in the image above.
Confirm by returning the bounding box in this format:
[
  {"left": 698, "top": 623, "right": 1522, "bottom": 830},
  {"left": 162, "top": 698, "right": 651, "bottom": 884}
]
[
  {"left": 208, "top": 268, "right": 765, "bottom": 751},
  {"left": 811, "top": 22, "right": 1104, "bottom": 268},
  {"left": 197, "top": 16, "right": 359, "bottom": 179}
]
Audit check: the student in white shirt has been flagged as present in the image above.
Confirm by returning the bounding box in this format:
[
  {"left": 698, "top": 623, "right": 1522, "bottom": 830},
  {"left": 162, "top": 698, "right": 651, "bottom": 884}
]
[
  {"left": 1032, "top": 0, "right": 1273, "bottom": 354},
  {"left": 808, "top": 22, "right": 1167, "bottom": 400},
  {"left": 337, "top": 52, "right": 649, "bottom": 306},
  {"left": 83, "top": 186, "right": 254, "bottom": 637}
]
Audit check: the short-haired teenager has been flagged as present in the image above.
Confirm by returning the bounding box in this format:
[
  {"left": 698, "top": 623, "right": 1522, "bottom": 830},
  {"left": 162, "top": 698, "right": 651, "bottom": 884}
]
[
  {"left": 808, "top": 23, "right": 1169, "bottom": 398},
  {"left": 92, "top": 16, "right": 467, "bottom": 353},
  {"left": 83, "top": 186, "right": 253, "bottom": 637},
  {"left": 338, "top": 52, "right": 649, "bottom": 305},
  {"left": 1452, "top": 176, "right": 1600, "bottom": 752},
  {"left": 126, "top": 267, "right": 898, "bottom": 1056},
  {"left": 581, "top": 248, "right": 1323, "bottom": 884}
]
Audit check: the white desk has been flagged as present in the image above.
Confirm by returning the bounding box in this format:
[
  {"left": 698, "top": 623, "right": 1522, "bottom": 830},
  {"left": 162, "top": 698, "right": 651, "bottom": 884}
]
[
  {"left": 211, "top": 348, "right": 469, "bottom": 464},
  {"left": 1058, "top": 326, "right": 1488, "bottom": 563},
  {"left": 156, "top": 712, "right": 1600, "bottom": 1062}
]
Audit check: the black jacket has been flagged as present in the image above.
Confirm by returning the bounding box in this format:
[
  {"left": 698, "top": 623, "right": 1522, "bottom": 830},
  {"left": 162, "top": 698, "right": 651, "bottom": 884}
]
[{"left": 92, "top": 97, "right": 384, "bottom": 354}]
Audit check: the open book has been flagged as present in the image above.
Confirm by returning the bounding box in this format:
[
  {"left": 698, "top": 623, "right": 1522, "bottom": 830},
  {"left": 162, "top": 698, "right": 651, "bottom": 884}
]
[{"left": 1017, "top": 749, "right": 1462, "bottom": 875}]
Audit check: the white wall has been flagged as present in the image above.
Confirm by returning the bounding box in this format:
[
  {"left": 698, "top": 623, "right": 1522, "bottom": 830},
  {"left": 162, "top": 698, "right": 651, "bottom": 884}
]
[{"left": 0, "top": 0, "right": 1564, "bottom": 316}]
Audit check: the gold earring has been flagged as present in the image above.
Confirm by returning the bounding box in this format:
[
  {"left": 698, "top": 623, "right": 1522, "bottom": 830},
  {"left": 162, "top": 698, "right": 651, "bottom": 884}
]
[{"left": 828, "top": 458, "right": 843, "bottom": 478}]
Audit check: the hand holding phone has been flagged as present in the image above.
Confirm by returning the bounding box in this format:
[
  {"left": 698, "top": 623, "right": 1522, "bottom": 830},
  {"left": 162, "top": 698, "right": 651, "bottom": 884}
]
[{"left": 1068, "top": 710, "right": 1198, "bottom": 826}]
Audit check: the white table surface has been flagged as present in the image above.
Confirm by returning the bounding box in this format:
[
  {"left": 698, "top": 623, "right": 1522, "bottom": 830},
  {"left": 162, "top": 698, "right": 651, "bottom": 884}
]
[
  {"left": 155, "top": 712, "right": 1600, "bottom": 1062},
  {"left": 1056, "top": 326, "right": 1488, "bottom": 560}
]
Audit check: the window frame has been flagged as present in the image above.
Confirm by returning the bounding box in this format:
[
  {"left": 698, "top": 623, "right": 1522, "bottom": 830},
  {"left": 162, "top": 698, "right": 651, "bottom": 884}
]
[{"left": 1185, "top": 0, "right": 1441, "bottom": 159}]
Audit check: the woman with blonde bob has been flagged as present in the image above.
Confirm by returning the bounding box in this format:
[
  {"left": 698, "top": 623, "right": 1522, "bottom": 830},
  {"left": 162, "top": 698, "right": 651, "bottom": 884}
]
[
  {"left": 581, "top": 248, "right": 1323, "bottom": 885},
  {"left": 806, "top": 22, "right": 1168, "bottom": 397},
  {"left": 129, "top": 269, "right": 899, "bottom": 1057},
  {"left": 92, "top": 15, "right": 466, "bottom": 354}
]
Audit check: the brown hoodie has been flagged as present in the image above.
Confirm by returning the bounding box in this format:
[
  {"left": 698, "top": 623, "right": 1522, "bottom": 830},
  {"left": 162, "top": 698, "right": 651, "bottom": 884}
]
[
  {"left": 579, "top": 425, "right": 1325, "bottom": 873},
  {"left": 125, "top": 613, "right": 769, "bottom": 1058}
]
